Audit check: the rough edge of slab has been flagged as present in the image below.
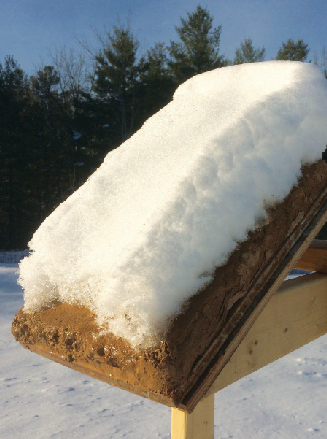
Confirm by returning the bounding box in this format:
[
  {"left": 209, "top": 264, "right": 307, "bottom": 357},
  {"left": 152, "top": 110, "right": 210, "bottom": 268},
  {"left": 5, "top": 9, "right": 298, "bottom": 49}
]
[{"left": 180, "top": 191, "right": 327, "bottom": 412}]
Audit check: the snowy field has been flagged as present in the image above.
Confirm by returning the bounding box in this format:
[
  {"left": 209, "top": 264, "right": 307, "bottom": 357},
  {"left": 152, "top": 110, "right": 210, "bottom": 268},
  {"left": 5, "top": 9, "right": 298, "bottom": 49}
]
[{"left": 2, "top": 263, "right": 327, "bottom": 438}]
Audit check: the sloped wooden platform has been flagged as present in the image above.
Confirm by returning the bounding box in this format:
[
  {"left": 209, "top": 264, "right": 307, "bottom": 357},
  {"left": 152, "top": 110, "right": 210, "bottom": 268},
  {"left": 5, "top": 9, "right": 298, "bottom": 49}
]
[
  {"left": 172, "top": 270, "right": 327, "bottom": 438},
  {"left": 178, "top": 192, "right": 327, "bottom": 412},
  {"left": 12, "top": 161, "right": 327, "bottom": 414}
]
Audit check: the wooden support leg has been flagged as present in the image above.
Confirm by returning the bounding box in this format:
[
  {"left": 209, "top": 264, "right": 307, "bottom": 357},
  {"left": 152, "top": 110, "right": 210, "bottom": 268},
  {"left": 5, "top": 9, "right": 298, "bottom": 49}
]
[{"left": 171, "top": 393, "right": 214, "bottom": 439}]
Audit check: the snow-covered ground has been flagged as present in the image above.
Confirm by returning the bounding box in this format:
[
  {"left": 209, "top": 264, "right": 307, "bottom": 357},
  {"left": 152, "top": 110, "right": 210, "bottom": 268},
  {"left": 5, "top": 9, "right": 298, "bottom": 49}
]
[{"left": 2, "top": 263, "right": 327, "bottom": 438}]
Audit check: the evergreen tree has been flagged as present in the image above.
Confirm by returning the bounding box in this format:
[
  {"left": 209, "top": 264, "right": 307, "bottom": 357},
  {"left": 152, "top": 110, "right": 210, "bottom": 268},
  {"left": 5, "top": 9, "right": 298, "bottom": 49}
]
[
  {"left": 276, "top": 39, "right": 309, "bottom": 61},
  {"left": 233, "top": 38, "right": 265, "bottom": 64},
  {"left": 30, "top": 66, "right": 69, "bottom": 210},
  {"left": 0, "top": 56, "right": 32, "bottom": 248},
  {"left": 93, "top": 25, "right": 143, "bottom": 145},
  {"left": 31, "top": 64, "right": 98, "bottom": 200},
  {"left": 51, "top": 47, "right": 105, "bottom": 181},
  {"left": 169, "top": 4, "right": 227, "bottom": 84},
  {"left": 31, "top": 65, "right": 60, "bottom": 97},
  {"left": 139, "top": 43, "right": 176, "bottom": 120}
]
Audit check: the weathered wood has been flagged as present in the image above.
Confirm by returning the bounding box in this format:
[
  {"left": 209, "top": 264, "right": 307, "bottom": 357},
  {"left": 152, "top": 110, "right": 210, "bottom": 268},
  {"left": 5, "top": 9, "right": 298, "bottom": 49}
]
[
  {"left": 294, "top": 239, "right": 327, "bottom": 273},
  {"left": 171, "top": 394, "right": 214, "bottom": 439},
  {"left": 182, "top": 195, "right": 327, "bottom": 412},
  {"left": 172, "top": 273, "right": 327, "bottom": 437},
  {"left": 206, "top": 273, "right": 327, "bottom": 396},
  {"left": 308, "top": 239, "right": 327, "bottom": 248}
]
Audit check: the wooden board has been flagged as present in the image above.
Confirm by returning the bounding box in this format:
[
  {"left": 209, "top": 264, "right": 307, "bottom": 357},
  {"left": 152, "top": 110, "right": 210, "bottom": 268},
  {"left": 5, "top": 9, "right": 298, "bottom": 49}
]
[
  {"left": 181, "top": 195, "right": 327, "bottom": 412},
  {"left": 172, "top": 273, "right": 327, "bottom": 438},
  {"left": 206, "top": 273, "right": 327, "bottom": 395},
  {"left": 294, "top": 239, "right": 327, "bottom": 273}
]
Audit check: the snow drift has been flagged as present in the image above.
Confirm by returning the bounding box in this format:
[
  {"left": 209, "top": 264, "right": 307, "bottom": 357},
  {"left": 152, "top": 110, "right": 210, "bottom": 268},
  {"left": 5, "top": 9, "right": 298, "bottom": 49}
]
[{"left": 19, "top": 61, "right": 327, "bottom": 347}]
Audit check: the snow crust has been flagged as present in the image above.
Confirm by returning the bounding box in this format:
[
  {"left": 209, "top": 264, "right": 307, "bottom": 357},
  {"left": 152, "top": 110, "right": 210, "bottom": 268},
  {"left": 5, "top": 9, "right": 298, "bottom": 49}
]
[{"left": 19, "top": 61, "right": 327, "bottom": 347}]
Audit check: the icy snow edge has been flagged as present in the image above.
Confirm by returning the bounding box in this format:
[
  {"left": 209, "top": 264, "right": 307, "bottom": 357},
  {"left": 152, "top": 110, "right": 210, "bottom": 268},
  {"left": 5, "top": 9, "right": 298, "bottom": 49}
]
[{"left": 19, "top": 61, "right": 327, "bottom": 347}]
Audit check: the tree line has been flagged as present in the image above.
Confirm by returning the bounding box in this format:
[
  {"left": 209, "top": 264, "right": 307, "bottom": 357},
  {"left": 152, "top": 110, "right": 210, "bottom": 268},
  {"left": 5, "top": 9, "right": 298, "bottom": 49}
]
[{"left": 0, "top": 5, "right": 318, "bottom": 249}]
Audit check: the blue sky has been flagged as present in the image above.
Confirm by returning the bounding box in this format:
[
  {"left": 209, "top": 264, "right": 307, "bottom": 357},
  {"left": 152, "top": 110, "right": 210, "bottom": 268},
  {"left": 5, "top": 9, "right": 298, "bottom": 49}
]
[{"left": 1, "top": 0, "right": 327, "bottom": 74}]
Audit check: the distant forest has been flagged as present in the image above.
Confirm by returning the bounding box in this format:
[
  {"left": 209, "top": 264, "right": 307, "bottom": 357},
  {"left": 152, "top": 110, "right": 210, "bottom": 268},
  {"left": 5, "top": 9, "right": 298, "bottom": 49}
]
[{"left": 1, "top": 5, "right": 325, "bottom": 249}]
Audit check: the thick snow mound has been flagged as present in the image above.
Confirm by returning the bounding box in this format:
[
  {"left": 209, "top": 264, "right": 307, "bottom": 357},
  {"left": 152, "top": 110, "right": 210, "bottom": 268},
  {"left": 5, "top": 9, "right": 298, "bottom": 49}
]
[{"left": 19, "top": 61, "right": 327, "bottom": 347}]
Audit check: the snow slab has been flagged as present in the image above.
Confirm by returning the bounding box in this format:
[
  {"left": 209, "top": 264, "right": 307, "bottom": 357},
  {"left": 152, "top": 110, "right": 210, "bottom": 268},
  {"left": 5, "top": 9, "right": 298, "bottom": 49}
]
[{"left": 19, "top": 61, "right": 327, "bottom": 347}]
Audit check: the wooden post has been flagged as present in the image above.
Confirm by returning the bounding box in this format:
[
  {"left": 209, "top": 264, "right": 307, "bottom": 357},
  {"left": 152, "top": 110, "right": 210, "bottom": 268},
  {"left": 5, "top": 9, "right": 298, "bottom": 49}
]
[{"left": 171, "top": 393, "right": 214, "bottom": 439}]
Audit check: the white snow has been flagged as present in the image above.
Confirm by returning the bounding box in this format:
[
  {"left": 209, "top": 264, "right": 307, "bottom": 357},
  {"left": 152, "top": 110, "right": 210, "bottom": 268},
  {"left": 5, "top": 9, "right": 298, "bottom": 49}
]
[
  {"left": 19, "top": 61, "right": 327, "bottom": 347},
  {"left": 2, "top": 264, "right": 327, "bottom": 438}
]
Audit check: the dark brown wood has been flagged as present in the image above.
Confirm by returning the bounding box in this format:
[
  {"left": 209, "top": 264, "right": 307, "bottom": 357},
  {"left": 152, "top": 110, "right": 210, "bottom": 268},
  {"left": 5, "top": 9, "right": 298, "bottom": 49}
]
[
  {"left": 308, "top": 239, "right": 327, "bottom": 248},
  {"left": 295, "top": 239, "right": 327, "bottom": 273},
  {"left": 180, "top": 190, "right": 327, "bottom": 412}
]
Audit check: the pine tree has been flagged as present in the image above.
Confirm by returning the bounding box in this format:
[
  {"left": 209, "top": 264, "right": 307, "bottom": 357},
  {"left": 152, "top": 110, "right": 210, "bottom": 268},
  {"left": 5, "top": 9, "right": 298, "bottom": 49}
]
[
  {"left": 93, "top": 25, "right": 143, "bottom": 145},
  {"left": 169, "top": 5, "right": 227, "bottom": 84},
  {"left": 276, "top": 39, "right": 309, "bottom": 61},
  {"left": 51, "top": 47, "right": 103, "bottom": 182},
  {"left": 31, "top": 66, "right": 64, "bottom": 205},
  {"left": 140, "top": 43, "right": 176, "bottom": 120},
  {"left": 0, "top": 56, "right": 31, "bottom": 248},
  {"left": 233, "top": 38, "right": 265, "bottom": 64}
]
